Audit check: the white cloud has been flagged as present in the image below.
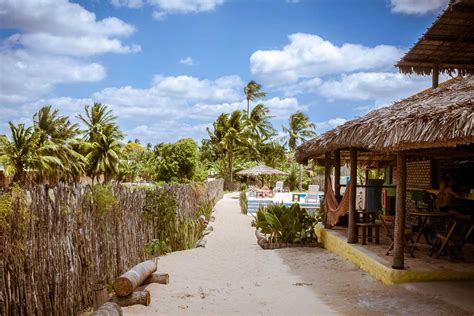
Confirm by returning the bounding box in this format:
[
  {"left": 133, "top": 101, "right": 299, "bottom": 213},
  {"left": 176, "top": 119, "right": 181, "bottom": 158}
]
[
  {"left": 318, "top": 72, "right": 431, "bottom": 104},
  {"left": 111, "top": 0, "right": 144, "bottom": 8},
  {"left": 179, "top": 56, "right": 195, "bottom": 66},
  {"left": 0, "top": 50, "right": 105, "bottom": 104},
  {"left": 0, "top": 0, "right": 139, "bottom": 105},
  {"left": 90, "top": 75, "right": 243, "bottom": 120},
  {"left": 250, "top": 33, "right": 404, "bottom": 85},
  {"left": 125, "top": 122, "right": 211, "bottom": 144},
  {"left": 0, "top": 0, "right": 139, "bottom": 56},
  {"left": 316, "top": 117, "right": 347, "bottom": 133},
  {"left": 148, "top": 0, "right": 225, "bottom": 14},
  {"left": 390, "top": 0, "right": 448, "bottom": 15},
  {"left": 113, "top": 0, "right": 225, "bottom": 19}
]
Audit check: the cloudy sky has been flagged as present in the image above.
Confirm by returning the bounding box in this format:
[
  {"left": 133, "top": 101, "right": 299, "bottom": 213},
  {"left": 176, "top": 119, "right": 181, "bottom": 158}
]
[{"left": 0, "top": 0, "right": 449, "bottom": 144}]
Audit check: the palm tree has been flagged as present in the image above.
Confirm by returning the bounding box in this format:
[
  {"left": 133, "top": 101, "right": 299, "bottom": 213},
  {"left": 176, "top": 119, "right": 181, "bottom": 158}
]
[
  {"left": 78, "top": 103, "right": 123, "bottom": 182},
  {"left": 33, "top": 106, "right": 85, "bottom": 181},
  {"left": 244, "top": 80, "right": 266, "bottom": 118},
  {"left": 207, "top": 111, "right": 250, "bottom": 187},
  {"left": 282, "top": 111, "right": 317, "bottom": 191},
  {"left": 244, "top": 103, "right": 276, "bottom": 143},
  {"left": 0, "top": 123, "right": 62, "bottom": 183},
  {"left": 282, "top": 111, "right": 316, "bottom": 151},
  {"left": 78, "top": 103, "right": 122, "bottom": 142}
]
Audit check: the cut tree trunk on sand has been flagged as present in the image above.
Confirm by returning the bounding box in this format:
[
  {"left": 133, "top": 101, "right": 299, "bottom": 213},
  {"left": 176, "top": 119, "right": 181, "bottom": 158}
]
[
  {"left": 142, "top": 273, "right": 169, "bottom": 285},
  {"left": 109, "top": 291, "right": 151, "bottom": 307},
  {"left": 90, "top": 302, "right": 122, "bottom": 316},
  {"left": 114, "top": 261, "right": 157, "bottom": 297}
]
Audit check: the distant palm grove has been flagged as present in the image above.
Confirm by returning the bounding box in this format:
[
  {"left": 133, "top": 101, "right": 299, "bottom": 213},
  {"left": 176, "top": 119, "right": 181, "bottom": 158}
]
[{"left": 0, "top": 81, "right": 318, "bottom": 188}]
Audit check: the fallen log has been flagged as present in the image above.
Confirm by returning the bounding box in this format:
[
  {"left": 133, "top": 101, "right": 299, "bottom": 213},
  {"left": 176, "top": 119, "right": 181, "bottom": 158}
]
[
  {"left": 114, "top": 261, "right": 157, "bottom": 297},
  {"left": 109, "top": 291, "right": 150, "bottom": 307},
  {"left": 90, "top": 302, "right": 122, "bottom": 316},
  {"left": 142, "top": 273, "right": 169, "bottom": 285}
]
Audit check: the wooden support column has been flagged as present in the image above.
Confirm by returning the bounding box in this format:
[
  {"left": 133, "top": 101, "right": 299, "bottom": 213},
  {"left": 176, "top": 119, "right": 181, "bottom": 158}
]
[
  {"left": 393, "top": 152, "right": 406, "bottom": 269},
  {"left": 334, "top": 149, "right": 341, "bottom": 201},
  {"left": 432, "top": 64, "right": 439, "bottom": 89},
  {"left": 347, "top": 148, "right": 358, "bottom": 243},
  {"left": 323, "top": 152, "right": 331, "bottom": 228}
]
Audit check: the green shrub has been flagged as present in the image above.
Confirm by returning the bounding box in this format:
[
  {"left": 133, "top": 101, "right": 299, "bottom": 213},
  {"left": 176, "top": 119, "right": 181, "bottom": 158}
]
[
  {"left": 256, "top": 203, "right": 317, "bottom": 244},
  {"left": 86, "top": 184, "right": 117, "bottom": 216},
  {"left": 196, "top": 199, "right": 214, "bottom": 220},
  {"left": 144, "top": 239, "right": 172, "bottom": 256}
]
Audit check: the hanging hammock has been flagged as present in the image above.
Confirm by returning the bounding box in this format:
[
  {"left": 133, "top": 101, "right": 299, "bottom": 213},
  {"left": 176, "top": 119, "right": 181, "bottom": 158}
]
[{"left": 325, "top": 178, "right": 351, "bottom": 227}]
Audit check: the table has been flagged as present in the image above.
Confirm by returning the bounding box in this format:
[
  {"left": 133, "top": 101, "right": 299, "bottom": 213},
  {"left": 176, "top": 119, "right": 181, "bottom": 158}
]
[
  {"left": 409, "top": 211, "right": 450, "bottom": 245},
  {"left": 356, "top": 223, "right": 380, "bottom": 245}
]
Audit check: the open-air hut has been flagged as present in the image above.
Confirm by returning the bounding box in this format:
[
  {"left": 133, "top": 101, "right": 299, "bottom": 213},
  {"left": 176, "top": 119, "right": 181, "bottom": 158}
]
[{"left": 295, "top": 0, "right": 474, "bottom": 270}]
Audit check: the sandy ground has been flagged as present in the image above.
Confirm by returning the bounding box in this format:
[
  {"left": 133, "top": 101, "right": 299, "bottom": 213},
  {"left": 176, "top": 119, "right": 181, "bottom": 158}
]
[{"left": 123, "top": 193, "right": 474, "bottom": 315}]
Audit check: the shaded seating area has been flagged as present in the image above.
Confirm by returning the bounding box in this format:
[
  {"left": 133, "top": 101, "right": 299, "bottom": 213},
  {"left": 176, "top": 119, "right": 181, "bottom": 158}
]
[{"left": 294, "top": 0, "right": 474, "bottom": 276}]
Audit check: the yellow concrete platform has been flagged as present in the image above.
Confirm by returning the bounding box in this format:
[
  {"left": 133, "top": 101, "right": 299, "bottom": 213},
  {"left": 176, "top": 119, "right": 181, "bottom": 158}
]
[{"left": 315, "top": 225, "right": 474, "bottom": 285}]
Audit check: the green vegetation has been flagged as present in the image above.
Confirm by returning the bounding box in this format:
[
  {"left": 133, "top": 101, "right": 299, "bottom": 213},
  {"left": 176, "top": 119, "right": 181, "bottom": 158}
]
[
  {"left": 142, "top": 188, "right": 210, "bottom": 253},
  {"left": 85, "top": 184, "right": 117, "bottom": 216},
  {"left": 155, "top": 138, "right": 206, "bottom": 183},
  {"left": 255, "top": 203, "right": 317, "bottom": 244}
]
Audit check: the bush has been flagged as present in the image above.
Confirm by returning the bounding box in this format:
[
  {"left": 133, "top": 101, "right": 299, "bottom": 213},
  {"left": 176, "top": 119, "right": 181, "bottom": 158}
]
[
  {"left": 155, "top": 138, "right": 202, "bottom": 183},
  {"left": 256, "top": 203, "right": 317, "bottom": 244},
  {"left": 144, "top": 239, "right": 171, "bottom": 256},
  {"left": 86, "top": 184, "right": 117, "bottom": 216}
]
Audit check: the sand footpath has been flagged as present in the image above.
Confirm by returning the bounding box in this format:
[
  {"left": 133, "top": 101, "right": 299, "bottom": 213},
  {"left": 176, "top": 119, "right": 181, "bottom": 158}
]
[{"left": 123, "top": 193, "right": 473, "bottom": 315}]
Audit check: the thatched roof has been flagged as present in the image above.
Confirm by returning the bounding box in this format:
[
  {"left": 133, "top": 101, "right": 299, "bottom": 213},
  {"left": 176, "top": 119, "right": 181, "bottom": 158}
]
[
  {"left": 236, "top": 165, "right": 288, "bottom": 177},
  {"left": 295, "top": 76, "right": 474, "bottom": 164},
  {"left": 396, "top": 0, "right": 474, "bottom": 76}
]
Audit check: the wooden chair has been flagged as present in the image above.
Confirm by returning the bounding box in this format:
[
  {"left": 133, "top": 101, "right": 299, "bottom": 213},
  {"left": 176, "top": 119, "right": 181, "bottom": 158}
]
[
  {"left": 379, "top": 215, "right": 415, "bottom": 257},
  {"left": 430, "top": 217, "right": 473, "bottom": 260}
]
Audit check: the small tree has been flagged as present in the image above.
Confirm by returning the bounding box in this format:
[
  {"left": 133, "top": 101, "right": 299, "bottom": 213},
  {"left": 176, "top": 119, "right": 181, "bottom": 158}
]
[{"left": 155, "top": 138, "right": 202, "bottom": 182}]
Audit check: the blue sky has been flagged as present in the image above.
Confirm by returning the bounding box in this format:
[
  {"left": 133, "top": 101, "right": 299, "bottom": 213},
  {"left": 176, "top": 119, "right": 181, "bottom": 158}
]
[{"left": 0, "top": 0, "right": 449, "bottom": 144}]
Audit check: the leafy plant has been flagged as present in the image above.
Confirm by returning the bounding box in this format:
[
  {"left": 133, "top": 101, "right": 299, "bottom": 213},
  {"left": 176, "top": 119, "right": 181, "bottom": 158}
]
[
  {"left": 144, "top": 239, "right": 172, "bottom": 256},
  {"left": 256, "top": 203, "right": 317, "bottom": 244},
  {"left": 142, "top": 189, "right": 177, "bottom": 234},
  {"left": 86, "top": 184, "right": 117, "bottom": 216},
  {"left": 196, "top": 199, "right": 214, "bottom": 220}
]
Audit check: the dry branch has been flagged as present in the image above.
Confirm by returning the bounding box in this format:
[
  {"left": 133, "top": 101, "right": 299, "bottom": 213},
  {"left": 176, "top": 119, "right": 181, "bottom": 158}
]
[
  {"left": 109, "top": 291, "right": 150, "bottom": 307},
  {"left": 141, "top": 273, "right": 169, "bottom": 285}
]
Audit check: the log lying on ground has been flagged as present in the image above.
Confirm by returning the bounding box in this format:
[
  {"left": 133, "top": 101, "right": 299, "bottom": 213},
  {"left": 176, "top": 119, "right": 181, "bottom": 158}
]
[
  {"left": 114, "top": 260, "right": 157, "bottom": 297},
  {"left": 109, "top": 291, "right": 151, "bottom": 307},
  {"left": 90, "top": 302, "right": 122, "bottom": 316},
  {"left": 142, "top": 273, "right": 169, "bottom": 285}
]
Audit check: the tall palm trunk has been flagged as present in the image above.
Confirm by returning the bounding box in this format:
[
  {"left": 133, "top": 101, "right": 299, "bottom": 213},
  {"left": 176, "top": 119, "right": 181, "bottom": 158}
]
[{"left": 246, "top": 99, "right": 250, "bottom": 119}]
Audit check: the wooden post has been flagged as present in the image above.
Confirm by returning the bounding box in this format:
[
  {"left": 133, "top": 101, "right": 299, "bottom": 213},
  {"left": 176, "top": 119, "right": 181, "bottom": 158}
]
[
  {"left": 365, "top": 168, "right": 369, "bottom": 211},
  {"left": 432, "top": 64, "right": 439, "bottom": 89},
  {"left": 393, "top": 152, "right": 406, "bottom": 269},
  {"left": 347, "top": 148, "right": 358, "bottom": 243},
  {"left": 323, "top": 152, "right": 331, "bottom": 227},
  {"left": 334, "top": 150, "right": 341, "bottom": 201}
]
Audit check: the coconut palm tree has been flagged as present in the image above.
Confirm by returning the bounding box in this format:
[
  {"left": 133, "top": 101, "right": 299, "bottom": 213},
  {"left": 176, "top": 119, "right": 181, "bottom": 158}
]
[
  {"left": 78, "top": 103, "right": 122, "bottom": 142},
  {"left": 244, "top": 103, "right": 276, "bottom": 143},
  {"left": 78, "top": 103, "right": 123, "bottom": 182},
  {"left": 207, "top": 111, "right": 252, "bottom": 187},
  {"left": 0, "top": 123, "right": 62, "bottom": 183},
  {"left": 282, "top": 111, "right": 316, "bottom": 151},
  {"left": 282, "top": 111, "right": 317, "bottom": 191},
  {"left": 244, "top": 80, "right": 266, "bottom": 118},
  {"left": 33, "top": 106, "right": 86, "bottom": 181}
]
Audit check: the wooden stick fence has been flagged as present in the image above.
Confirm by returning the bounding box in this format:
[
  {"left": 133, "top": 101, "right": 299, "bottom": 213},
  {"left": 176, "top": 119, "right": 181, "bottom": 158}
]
[{"left": 0, "top": 179, "right": 223, "bottom": 315}]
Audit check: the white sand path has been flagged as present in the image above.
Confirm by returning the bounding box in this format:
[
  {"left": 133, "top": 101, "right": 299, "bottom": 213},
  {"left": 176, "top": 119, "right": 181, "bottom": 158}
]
[{"left": 123, "top": 193, "right": 474, "bottom": 315}]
